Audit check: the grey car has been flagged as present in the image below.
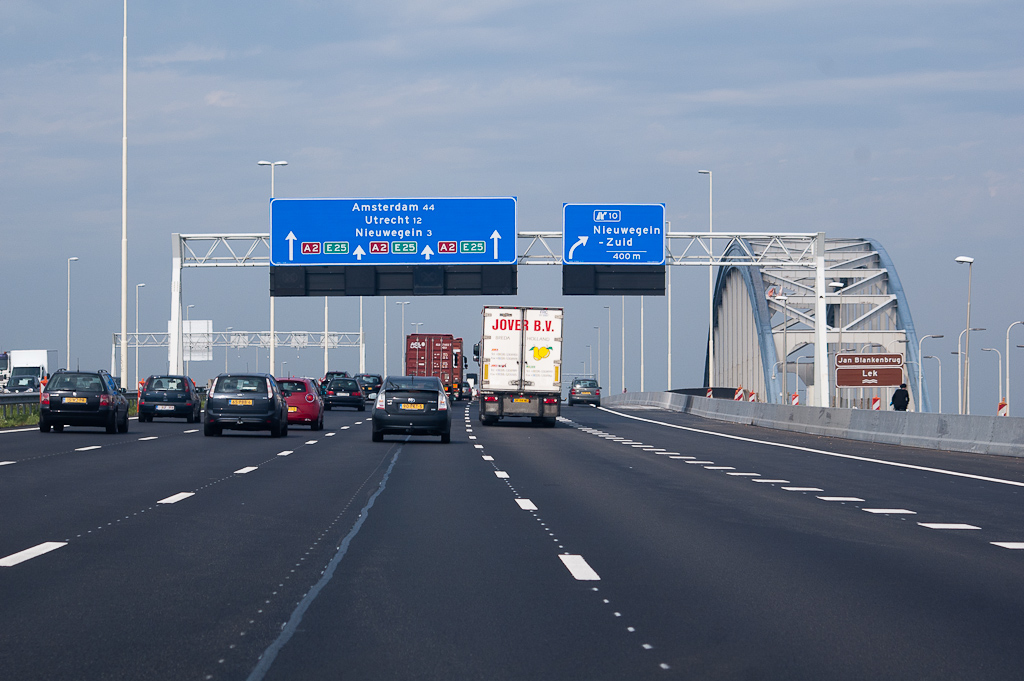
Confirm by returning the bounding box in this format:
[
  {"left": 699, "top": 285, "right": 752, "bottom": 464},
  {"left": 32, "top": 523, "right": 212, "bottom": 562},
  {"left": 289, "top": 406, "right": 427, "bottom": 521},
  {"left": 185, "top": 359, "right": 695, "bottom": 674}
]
[
  {"left": 204, "top": 373, "right": 289, "bottom": 437},
  {"left": 567, "top": 378, "right": 601, "bottom": 406}
]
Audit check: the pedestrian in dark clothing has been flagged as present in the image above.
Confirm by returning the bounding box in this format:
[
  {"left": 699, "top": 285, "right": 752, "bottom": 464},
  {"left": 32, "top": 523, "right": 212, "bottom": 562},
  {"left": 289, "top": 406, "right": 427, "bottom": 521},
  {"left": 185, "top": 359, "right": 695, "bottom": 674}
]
[{"left": 891, "top": 383, "right": 910, "bottom": 411}]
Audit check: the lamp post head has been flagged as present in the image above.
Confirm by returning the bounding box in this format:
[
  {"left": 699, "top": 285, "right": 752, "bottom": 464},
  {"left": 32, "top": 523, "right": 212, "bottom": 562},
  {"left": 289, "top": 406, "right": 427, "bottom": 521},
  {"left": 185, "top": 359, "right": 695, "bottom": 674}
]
[
  {"left": 955, "top": 256, "right": 974, "bottom": 264},
  {"left": 137, "top": 283, "right": 145, "bottom": 288},
  {"left": 69, "top": 257, "right": 79, "bottom": 262},
  {"left": 928, "top": 334, "right": 944, "bottom": 339},
  {"left": 697, "top": 170, "right": 711, "bottom": 175}
]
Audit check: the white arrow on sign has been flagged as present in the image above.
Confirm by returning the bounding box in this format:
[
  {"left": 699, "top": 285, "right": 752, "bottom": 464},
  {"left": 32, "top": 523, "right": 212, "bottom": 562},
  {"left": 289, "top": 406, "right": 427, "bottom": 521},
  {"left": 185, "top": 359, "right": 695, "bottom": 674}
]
[
  {"left": 286, "top": 231, "right": 298, "bottom": 261},
  {"left": 567, "top": 235, "right": 588, "bottom": 260},
  {"left": 353, "top": 245, "right": 366, "bottom": 261},
  {"left": 490, "top": 230, "right": 501, "bottom": 260},
  {"left": 422, "top": 245, "right": 435, "bottom": 261}
]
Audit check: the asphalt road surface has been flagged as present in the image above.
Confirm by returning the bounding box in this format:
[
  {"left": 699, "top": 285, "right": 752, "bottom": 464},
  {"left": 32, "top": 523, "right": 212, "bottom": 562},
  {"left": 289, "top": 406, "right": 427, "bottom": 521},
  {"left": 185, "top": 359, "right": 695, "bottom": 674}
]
[{"left": 3, "top": 401, "right": 1024, "bottom": 680}]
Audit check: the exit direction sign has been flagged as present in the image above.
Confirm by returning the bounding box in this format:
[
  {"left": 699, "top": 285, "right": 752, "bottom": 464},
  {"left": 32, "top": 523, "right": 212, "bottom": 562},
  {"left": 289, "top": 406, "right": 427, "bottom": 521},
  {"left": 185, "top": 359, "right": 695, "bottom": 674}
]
[
  {"left": 270, "top": 197, "right": 517, "bottom": 266},
  {"left": 562, "top": 203, "right": 666, "bottom": 265}
]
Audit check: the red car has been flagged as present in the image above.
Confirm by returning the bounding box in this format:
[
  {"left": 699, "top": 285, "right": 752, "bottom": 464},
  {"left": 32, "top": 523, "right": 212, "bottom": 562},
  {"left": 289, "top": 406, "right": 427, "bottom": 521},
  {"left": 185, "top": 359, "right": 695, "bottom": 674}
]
[{"left": 276, "top": 377, "right": 325, "bottom": 430}]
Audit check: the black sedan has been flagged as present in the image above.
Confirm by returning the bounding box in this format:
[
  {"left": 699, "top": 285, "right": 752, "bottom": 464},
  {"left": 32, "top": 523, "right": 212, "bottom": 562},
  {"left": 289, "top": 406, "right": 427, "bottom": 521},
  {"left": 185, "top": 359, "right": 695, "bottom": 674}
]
[
  {"left": 39, "top": 369, "right": 130, "bottom": 434},
  {"left": 138, "top": 375, "right": 202, "bottom": 423},
  {"left": 204, "top": 373, "right": 289, "bottom": 437},
  {"left": 324, "top": 378, "right": 365, "bottom": 411},
  {"left": 371, "top": 375, "right": 451, "bottom": 443}
]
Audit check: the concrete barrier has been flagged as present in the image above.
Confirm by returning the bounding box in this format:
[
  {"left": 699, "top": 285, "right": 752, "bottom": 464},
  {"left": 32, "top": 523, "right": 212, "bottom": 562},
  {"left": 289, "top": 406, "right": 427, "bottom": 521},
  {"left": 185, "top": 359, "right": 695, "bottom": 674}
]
[{"left": 604, "top": 392, "right": 1024, "bottom": 458}]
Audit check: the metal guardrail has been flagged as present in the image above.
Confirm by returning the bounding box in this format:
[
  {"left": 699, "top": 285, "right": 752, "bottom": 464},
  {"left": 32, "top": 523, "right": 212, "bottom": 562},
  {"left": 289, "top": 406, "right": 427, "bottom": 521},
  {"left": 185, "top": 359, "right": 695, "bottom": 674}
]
[{"left": 0, "top": 393, "right": 139, "bottom": 423}]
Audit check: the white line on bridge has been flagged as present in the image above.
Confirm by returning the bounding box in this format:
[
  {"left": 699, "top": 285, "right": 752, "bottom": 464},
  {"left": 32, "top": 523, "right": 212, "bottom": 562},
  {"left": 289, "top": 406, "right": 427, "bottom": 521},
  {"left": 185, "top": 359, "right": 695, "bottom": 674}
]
[
  {"left": 157, "top": 492, "right": 195, "bottom": 504},
  {"left": 559, "top": 554, "right": 600, "bottom": 581},
  {"left": 0, "top": 542, "right": 67, "bottom": 567}
]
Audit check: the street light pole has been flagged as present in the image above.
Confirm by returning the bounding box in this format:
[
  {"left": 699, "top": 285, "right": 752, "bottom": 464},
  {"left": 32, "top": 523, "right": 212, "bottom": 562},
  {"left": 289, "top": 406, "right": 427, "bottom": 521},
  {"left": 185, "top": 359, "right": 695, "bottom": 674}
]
[
  {"left": 698, "top": 170, "right": 713, "bottom": 389},
  {"left": 924, "top": 355, "right": 941, "bottom": 413},
  {"left": 1005, "top": 321, "right": 1024, "bottom": 415},
  {"left": 594, "top": 326, "right": 601, "bottom": 384},
  {"left": 777, "top": 295, "right": 789, "bottom": 403},
  {"left": 382, "top": 296, "right": 387, "bottom": 377},
  {"left": 324, "top": 297, "right": 329, "bottom": 377},
  {"left": 917, "top": 334, "right": 943, "bottom": 413},
  {"left": 604, "top": 306, "right": 611, "bottom": 391},
  {"left": 396, "top": 302, "right": 410, "bottom": 373},
  {"left": 225, "top": 327, "right": 233, "bottom": 373},
  {"left": 185, "top": 304, "right": 194, "bottom": 377},
  {"left": 258, "top": 160, "right": 287, "bottom": 378},
  {"left": 135, "top": 282, "right": 145, "bottom": 391},
  {"left": 621, "top": 296, "right": 625, "bottom": 392},
  {"left": 411, "top": 322, "right": 423, "bottom": 375},
  {"left": 66, "top": 257, "right": 78, "bottom": 370},
  {"left": 828, "top": 281, "right": 845, "bottom": 407},
  {"left": 120, "top": 0, "right": 128, "bottom": 388},
  {"left": 957, "top": 326, "right": 985, "bottom": 414},
  {"left": 587, "top": 345, "right": 592, "bottom": 376},
  {"left": 955, "top": 256, "right": 974, "bottom": 414}
]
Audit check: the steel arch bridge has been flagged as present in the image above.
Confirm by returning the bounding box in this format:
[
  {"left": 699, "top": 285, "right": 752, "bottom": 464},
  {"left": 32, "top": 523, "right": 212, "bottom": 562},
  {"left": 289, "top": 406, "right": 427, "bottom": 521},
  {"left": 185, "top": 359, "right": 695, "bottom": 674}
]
[{"left": 709, "top": 237, "right": 929, "bottom": 410}]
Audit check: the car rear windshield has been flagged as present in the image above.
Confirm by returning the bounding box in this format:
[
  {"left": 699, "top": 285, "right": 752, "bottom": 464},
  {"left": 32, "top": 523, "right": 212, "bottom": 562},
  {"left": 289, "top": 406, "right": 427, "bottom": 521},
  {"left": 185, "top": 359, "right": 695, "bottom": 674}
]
[
  {"left": 385, "top": 377, "right": 442, "bottom": 391},
  {"left": 147, "top": 377, "right": 186, "bottom": 391},
  {"left": 48, "top": 374, "right": 105, "bottom": 392},
  {"left": 278, "top": 380, "right": 307, "bottom": 393},
  {"left": 574, "top": 380, "right": 598, "bottom": 388},
  {"left": 215, "top": 376, "right": 266, "bottom": 393},
  {"left": 329, "top": 379, "right": 359, "bottom": 390}
]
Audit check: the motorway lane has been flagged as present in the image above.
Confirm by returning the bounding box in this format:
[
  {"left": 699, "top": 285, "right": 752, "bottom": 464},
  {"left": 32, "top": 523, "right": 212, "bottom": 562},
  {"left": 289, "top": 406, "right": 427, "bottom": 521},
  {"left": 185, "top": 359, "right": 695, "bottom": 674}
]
[
  {"left": 4, "top": 401, "right": 1024, "bottom": 679},
  {"left": 0, "top": 408, "right": 392, "bottom": 680}
]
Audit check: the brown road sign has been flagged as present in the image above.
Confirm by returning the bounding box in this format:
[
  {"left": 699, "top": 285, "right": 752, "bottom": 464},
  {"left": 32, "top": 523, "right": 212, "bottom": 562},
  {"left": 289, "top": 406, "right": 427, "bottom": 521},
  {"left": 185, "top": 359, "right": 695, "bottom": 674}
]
[{"left": 836, "top": 367, "right": 905, "bottom": 387}]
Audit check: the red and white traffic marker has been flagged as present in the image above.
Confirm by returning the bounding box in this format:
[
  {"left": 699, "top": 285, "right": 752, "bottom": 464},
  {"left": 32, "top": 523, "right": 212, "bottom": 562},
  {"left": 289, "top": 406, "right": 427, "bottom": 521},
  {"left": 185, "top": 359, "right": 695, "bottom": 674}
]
[
  {"left": 706, "top": 387, "right": 713, "bottom": 399},
  {"left": 871, "top": 396, "right": 881, "bottom": 410},
  {"left": 791, "top": 393, "right": 799, "bottom": 406},
  {"left": 748, "top": 391, "right": 757, "bottom": 402},
  {"left": 998, "top": 401, "right": 1008, "bottom": 416},
  {"left": 734, "top": 386, "right": 744, "bottom": 401}
]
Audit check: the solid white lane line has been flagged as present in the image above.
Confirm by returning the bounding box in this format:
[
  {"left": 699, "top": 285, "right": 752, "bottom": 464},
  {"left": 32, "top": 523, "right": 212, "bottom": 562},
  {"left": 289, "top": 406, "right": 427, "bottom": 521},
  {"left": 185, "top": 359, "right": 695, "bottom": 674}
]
[
  {"left": 75, "top": 446, "right": 101, "bottom": 452},
  {"left": 234, "top": 467, "right": 259, "bottom": 474},
  {"left": 818, "top": 496, "right": 865, "bottom": 502},
  {"left": 495, "top": 471, "right": 509, "bottom": 479},
  {"left": 138, "top": 436, "right": 158, "bottom": 441},
  {"left": 157, "top": 492, "right": 195, "bottom": 504},
  {"left": 992, "top": 542, "right": 1024, "bottom": 549},
  {"left": 754, "top": 479, "right": 790, "bottom": 483},
  {"left": 918, "top": 523, "right": 981, "bottom": 530},
  {"left": 516, "top": 499, "right": 538, "bottom": 510},
  {"left": 277, "top": 450, "right": 293, "bottom": 456},
  {"left": 0, "top": 461, "right": 15, "bottom": 466},
  {"left": 782, "top": 487, "right": 824, "bottom": 492},
  {"left": 559, "top": 554, "right": 601, "bottom": 581},
  {"left": 863, "top": 508, "right": 916, "bottom": 514},
  {"left": 482, "top": 455, "right": 494, "bottom": 461},
  {"left": 601, "top": 406, "right": 1024, "bottom": 489},
  {"left": 0, "top": 542, "right": 68, "bottom": 567}
]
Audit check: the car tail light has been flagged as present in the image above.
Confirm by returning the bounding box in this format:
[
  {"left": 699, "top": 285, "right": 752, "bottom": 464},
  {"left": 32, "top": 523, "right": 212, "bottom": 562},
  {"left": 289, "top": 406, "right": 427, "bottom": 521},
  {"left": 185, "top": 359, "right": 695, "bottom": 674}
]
[
  {"left": 438, "top": 395, "right": 448, "bottom": 411},
  {"left": 596, "top": 389, "right": 601, "bottom": 396},
  {"left": 304, "top": 393, "right": 316, "bottom": 403},
  {"left": 40, "top": 392, "right": 49, "bottom": 405},
  {"left": 570, "top": 389, "right": 576, "bottom": 395},
  {"left": 353, "top": 391, "right": 362, "bottom": 397},
  {"left": 327, "top": 390, "right": 335, "bottom": 396},
  {"left": 543, "top": 398, "right": 558, "bottom": 404},
  {"left": 375, "top": 392, "right": 386, "bottom": 409},
  {"left": 483, "top": 396, "right": 498, "bottom": 402},
  {"left": 139, "top": 398, "right": 146, "bottom": 405},
  {"left": 266, "top": 378, "right": 274, "bottom": 397},
  {"left": 100, "top": 394, "right": 111, "bottom": 407}
]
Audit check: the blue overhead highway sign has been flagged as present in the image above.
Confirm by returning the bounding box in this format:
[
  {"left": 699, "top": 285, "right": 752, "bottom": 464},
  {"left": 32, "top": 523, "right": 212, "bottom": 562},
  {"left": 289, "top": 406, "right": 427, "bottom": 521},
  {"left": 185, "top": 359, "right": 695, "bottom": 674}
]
[
  {"left": 562, "top": 203, "right": 666, "bottom": 265},
  {"left": 270, "top": 197, "right": 517, "bottom": 266}
]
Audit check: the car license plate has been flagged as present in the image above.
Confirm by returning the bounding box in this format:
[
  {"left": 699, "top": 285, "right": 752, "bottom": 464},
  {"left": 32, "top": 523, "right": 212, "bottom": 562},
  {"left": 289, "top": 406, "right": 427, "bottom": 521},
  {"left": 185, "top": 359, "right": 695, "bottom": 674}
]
[
  {"left": 338, "top": 392, "right": 350, "bottom": 396},
  {"left": 400, "top": 403, "right": 425, "bottom": 410},
  {"left": 64, "top": 397, "right": 88, "bottom": 404},
  {"left": 288, "top": 406, "right": 298, "bottom": 412},
  {"left": 581, "top": 391, "right": 592, "bottom": 395},
  {"left": 156, "top": 405, "right": 174, "bottom": 411},
  {"left": 230, "top": 399, "right": 253, "bottom": 406},
  {"left": 513, "top": 398, "right": 530, "bottom": 403}
]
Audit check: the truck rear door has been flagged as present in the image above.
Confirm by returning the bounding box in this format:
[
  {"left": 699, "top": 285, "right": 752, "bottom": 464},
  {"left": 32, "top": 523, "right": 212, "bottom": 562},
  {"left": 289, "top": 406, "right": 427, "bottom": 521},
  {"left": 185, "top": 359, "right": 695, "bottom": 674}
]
[{"left": 481, "top": 307, "right": 524, "bottom": 392}]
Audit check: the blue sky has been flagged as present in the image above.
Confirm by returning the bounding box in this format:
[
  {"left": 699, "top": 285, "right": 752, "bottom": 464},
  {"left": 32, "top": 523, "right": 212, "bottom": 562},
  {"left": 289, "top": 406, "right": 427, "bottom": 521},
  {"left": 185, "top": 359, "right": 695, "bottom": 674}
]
[{"left": 2, "top": 0, "right": 1022, "bottom": 411}]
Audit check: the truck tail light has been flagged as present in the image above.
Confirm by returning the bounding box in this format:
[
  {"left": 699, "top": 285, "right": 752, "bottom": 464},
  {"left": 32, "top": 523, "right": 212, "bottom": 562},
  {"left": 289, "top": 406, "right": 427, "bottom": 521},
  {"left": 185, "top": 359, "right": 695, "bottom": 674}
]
[
  {"left": 543, "top": 398, "right": 558, "bottom": 404},
  {"left": 483, "top": 396, "right": 498, "bottom": 402}
]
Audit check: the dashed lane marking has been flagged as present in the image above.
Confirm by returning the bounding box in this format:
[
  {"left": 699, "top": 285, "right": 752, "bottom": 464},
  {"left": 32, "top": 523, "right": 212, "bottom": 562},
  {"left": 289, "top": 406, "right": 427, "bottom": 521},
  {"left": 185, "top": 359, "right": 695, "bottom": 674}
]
[
  {"left": 277, "top": 450, "right": 293, "bottom": 456},
  {"left": 0, "top": 461, "right": 15, "bottom": 466},
  {"left": 305, "top": 440, "right": 318, "bottom": 445},
  {"left": 138, "top": 436, "right": 158, "bottom": 441},
  {"left": 516, "top": 499, "right": 538, "bottom": 510},
  {"left": 495, "top": 471, "right": 509, "bottom": 479},
  {"left": 727, "top": 472, "right": 761, "bottom": 477},
  {"left": 475, "top": 444, "right": 484, "bottom": 449},
  {"left": 234, "top": 467, "right": 259, "bottom": 475},
  {"left": 482, "top": 456, "right": 494, "bottom": 461},
  {"left": 918, "top": 523, "right": 981, "bottom": 530},
  {"left": 559, "top": 554, "right": 601, "bottom": 581},
  {"left": 685, "top": 460, "right": 714, "bottom": 465},
  {"left": 705, "top": 466, "right": 735, "bottom": 470},
  {"left": 863, "top": 508, "right": 916, "bottom": 515},
  {"left": 75, "top": 446, "right": 102, "bottom": 452},
  {"left": 782, "top": 487, "right": 824, "bottom": 492},
  {"left": 183, "top": 429, "right": 199, "bottom": 433},
  {"left": 754, "top": 479, "right": 790, "bottom": 483},
  {"left": 157, "top": 492, "right": 195, "bottom": 505},
  {"left": 818, "top": 496, "right": 864, "bottom": 502},
  {"left": 992, "top": 542, "right": 1024, "bottom": 549},
  {"left": 0, "top": 542, "right": 67, "bottom": 567}
]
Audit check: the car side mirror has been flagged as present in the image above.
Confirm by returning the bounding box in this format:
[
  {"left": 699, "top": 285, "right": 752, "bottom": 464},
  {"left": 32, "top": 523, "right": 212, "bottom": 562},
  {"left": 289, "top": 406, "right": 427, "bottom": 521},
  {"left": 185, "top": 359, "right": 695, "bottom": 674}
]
[{"left": 121, "top": 387, "right": 127, "bottom": 394}]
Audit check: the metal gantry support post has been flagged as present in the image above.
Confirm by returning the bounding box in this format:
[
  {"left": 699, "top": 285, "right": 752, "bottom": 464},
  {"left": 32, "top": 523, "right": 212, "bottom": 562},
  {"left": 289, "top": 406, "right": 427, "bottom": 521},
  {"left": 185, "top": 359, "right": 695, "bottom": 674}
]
[
  {"left": 813, "top": 232, "right": 830, "bottom": 407},
  {"left": 170, "top": 233, "right": 184, "bottom": 374}
]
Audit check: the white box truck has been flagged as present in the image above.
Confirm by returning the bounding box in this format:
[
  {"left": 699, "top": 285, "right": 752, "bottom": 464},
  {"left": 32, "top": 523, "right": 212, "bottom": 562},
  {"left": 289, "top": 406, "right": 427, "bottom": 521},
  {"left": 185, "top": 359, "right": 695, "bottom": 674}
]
[
  {"left": 9, "top": 350, "right": 58, "bottom": 381},
  {"left": 476, "top": 306, "right": 563, "bottom": 426}
]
